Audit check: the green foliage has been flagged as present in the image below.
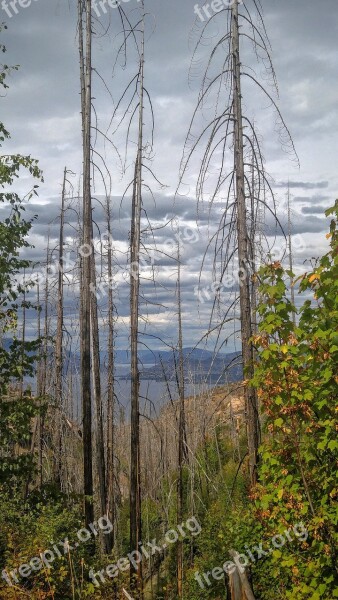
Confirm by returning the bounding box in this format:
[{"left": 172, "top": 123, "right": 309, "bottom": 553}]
[
  {"left": 0, "top": 490, "right": 108, "bottom": 599},
  {"left": 183, "top": 499, "right": 252, "bottom": 599},
  {"left": 179, "top": 202, "right": 338, "bottom": 600},
  {"left": 250, "top": 200, "right": 338, "bottom": 599},
  {"left": 0, "top": 26, "right": 43, "bottom": 489},
  {"left": 163, "top": 431, "right": 249, "bottom": 599}
]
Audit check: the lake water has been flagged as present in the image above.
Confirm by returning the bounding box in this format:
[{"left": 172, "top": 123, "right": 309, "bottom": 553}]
[
  {"left": 114, "top": 378, "right": 213, "bottom": 417},
  {"left": 25, "top": 368, "right": 214, "bottom": 422},
  {"left": 69, "top": 376, "right": 214, "bottom": 422}
]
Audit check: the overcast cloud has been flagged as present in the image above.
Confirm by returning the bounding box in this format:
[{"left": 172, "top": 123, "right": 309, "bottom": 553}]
[{"left": 1, "top": 0, "right": 338, "bottom": 352}]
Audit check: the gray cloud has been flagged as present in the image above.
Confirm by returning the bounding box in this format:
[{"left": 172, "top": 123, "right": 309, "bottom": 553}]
[
  {"left": 294, "top": 195, "right": 330, "bottom": 204},
  {"left": 291, "top": 216, "right": 329, "bottom": 234},
  {"left": 275, "top": 181, "right": 329, "bottom": 190},
  {"left": 301, "top": 205, "right": 330, "bottom": 215},
  {"left": 2, "top": 0, "right": 337, "bottom": 351}
]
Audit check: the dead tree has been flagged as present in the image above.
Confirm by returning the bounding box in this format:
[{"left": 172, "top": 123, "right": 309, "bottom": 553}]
[
  {"left": 36, "top": 282, "right": 43, "bottom": 488},
  {"left": 229, "top": 551, "right": 256, "bottom": 600},
  {"left": 105, "top": 0, "right": 163, "bottom": 587},
  {"left": 176, "top": 239, "right": 187, "bottom": 598},
  {"left": 129, "top": 10, "right": 145, "bottom": 591},
  {"left": 55, "top": 167, "right": 66, "bottom": 418},
  {"left": 180, "top": 0, "right": 298, "bottom": 486},
  {"left": 54, "top": 166, "right": 67, "bottom": 487},
  {"left": 231, "top": 0, "right": 259, "bottom": 485},
  {"left": 43, "top": 237, "right": 50, "bottom": 399},
  {"left": 105, "top": 193, "right": 115, "bottom": 554},
  {"left": 90, "top": 239, "right": 109, "bottom": 553},
  {"left": 287, "top": 183, "right": 296, "bottom": 325},
  {"left": 20, "top": 269, "right": 26, "bottom": 397},
  {"left": 78, "top": 0, "right": 94, "bottom": 527}
]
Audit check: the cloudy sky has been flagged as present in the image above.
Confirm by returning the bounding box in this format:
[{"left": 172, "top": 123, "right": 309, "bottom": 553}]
[{"left": 1, "top": 0, "right": 338, "bottom": 354}]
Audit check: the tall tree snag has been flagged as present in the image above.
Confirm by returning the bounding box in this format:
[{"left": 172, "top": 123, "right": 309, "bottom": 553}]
[
  {"left": 78, "top": 0, "right": 94, "bottom": 526},
  {"left": 176, "top": 239, "right": 187, "bottom": 597},
  {"left": 129, "top": 28, "right": 144, "bottom": 598},
  {"left": 180, "top": 0, "right": 297, "bottom": 487},
  {"left": 231, "top": 0, "right": 259, "bottom": 485},
  {"left": 106, "top": 194, "right": 115, "bottom": 555},
  {"left": 54, "top": 166, "right": 67, "bottom": 487}
]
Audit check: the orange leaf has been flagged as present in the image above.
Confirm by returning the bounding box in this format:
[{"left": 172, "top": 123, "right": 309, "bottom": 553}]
[{"left": 309, "top": 274, "right": 319, "bottom": 283}]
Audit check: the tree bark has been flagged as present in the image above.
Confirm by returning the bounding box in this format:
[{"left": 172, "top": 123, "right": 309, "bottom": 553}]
[
  {"left": 54, "top": 166, "right": 67, "bottom": 487},
  {"left": 231, "top": 0, "right": 260, "bottom": 485},
  {"left": 229, "top": 550, "right": 256, "bottom": 600},
  {"left": 176, "top": 240, "right": 186, "bottom": 598},
  {"left": 79, "top": 0, "right": 94, "bottom": 527},
  {"left": 130, "top": 5, "right": 145, "bottom": 594},
  {"left": 287, "top": 183, "right": 296, "bottom": 325},
  {"left": 90, "top": 244, "right": 109, "bottom": 553},
  {"left": 37, "top": 282, "right": 43, "bottom": 488},
  {"left": 106, "top": 195, "right": 115, "bottom": 555}
]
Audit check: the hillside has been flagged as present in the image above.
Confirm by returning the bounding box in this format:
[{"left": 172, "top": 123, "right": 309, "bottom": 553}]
[{"left": 122, "top": 348, "right": 243, "bottom": 383}]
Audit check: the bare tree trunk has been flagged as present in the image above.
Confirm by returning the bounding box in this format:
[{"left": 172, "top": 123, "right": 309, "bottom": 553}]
[
  {"left": 176, "top": 240, "right": 186, "bottom": 598},
  {"left": 78, "top": 2, "right": 107, "bottom": 538},
  {"left": 130, "top": 5, "right": 145, "bottom": 594},
  {"left": 54, "top": 166, "right": 67, "bottom": 487},
  {"left": 39, "top": 241, "right": 50, "bottom": 488},
  {"left": 106, "top": 195, "right": 115, "bottom": 555},
  {"left": 20, "top": 269, "right": 26, "bottom": 397},
  {"left": 42, "top": 239, "right": 50, "bottom": 399},
  {"left": 55, "top": 168, "right": 66, "bottom": 407},
  {"left": 79, "top": 0, "right": 94, "bottom": 527},
  {"left": 90, "top": 248, "right": 109, "bottom": 553},
  {"left": 250, "top": 145, "right": 258, "bottom": 336},
  {"left": 37, "top": 282, "right": 43, "bottom": 488},
  {"left": 287, "top": 183, "right": 296, "bottom": 325},
  {"left": 231, "top": 0, "right": 259, "bottom": 486},
  {"left": 229, "top": 551, "right": 256, "bottom": 600}
]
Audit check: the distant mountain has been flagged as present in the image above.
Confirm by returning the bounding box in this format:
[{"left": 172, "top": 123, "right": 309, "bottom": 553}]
[
  {"left": 114, "top": 348, "right": 158, "bottom": 365},
  {"left": 121, "top": 348, "right": 243, "bottom": 383},
  {"left": 2, "top": 338, "right": 242, "bottom": 384}
]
